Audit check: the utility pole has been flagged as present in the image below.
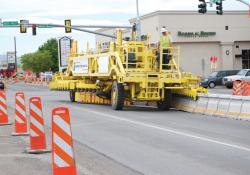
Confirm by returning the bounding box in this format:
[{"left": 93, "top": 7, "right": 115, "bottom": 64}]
[
  {"left": 14, "top": 36, "right": 17, "bottom": 72},
  {"left": 235, "top": 0, "right": 250, "bottom": 6},
  {"left": 136, "top": 0, "right": 141, "bottom": 41}
]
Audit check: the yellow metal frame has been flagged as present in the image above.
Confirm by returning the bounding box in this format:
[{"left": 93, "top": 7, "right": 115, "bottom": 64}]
[{"left": 50, "top": 29, "right": 207, "bottom": 103}]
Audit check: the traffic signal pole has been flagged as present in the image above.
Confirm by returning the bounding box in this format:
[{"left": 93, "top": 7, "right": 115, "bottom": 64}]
[
  {"left": 235, "top": 0, "right": 250, "bottom": 6},
  {"left": 52, "top": 24, "right": 118, "bottom": 39},
  {"left": 14, "top": 36, "right": 17, "bottom": 73},
  {"left": 0, "top": 23, "right": 131, "bottom": 39}
]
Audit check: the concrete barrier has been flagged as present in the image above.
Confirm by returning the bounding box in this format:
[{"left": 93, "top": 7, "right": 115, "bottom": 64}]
[
  {"left": 173, "top": 93, "right": 250, "bottom": 122},
  {"left": 227, "top": 96, "right": 243, "bottom": 119},
  {"left": 238, "top": 96, "right": 250, "bottom": 121},
  {"left": 214, "top": 95, "right": 231, "bottom": 117},
  {"left": 194, "top": 94, "right": 209, "bottom": 114},
  {"left": 204, "top": 94, "right": 219, "bottom": 116},
  {"left": 172, "top": 96, "right": 197, "bottom": 112}
]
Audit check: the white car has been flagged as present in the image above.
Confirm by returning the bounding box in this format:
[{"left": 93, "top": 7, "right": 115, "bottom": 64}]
[{"left": 223, "top": 69, "right": 250, "bottom": 88}]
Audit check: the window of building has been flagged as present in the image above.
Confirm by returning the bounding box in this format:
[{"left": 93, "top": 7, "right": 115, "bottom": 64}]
[{"left": 242, "top": 50, "right": 250, "bottom": 69}]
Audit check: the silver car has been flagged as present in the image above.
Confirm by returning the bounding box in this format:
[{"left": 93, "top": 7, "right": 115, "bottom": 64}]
[{"left": 223, "top": 69, "right": 250, "bottom": 88}]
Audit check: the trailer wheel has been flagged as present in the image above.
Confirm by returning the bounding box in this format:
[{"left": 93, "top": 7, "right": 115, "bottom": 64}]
[
  {"left": 111, "top": 81, "right": 124, "bottom": 110},
  {"left": 70, "top": 91, "right": 76, "bottom": 102},
  {"left": 157, "top": 89, "right": 172, "bottom": 111}
]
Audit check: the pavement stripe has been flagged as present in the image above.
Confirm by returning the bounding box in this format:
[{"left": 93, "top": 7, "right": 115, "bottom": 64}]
[
  {"left": 54, "top": 153, "right": 69, "bottom": 167},
  {"left": 75, "top": 107, "right": 250, "bottom": 152},
  {"left": 54, "top": 115, "right": 71, "bottom": 136}
]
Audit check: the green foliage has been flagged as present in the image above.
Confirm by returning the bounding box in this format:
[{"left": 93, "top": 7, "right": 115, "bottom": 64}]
[
  {"left": 21, "top": 38, "right": 59, "bottom": 73},
  {"left": 38, "top": 38, "right": 58, "bottom": 72}
]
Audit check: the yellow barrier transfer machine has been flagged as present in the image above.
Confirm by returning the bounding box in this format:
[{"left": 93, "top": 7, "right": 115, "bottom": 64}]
[{"left": 49, "top": 29, "right": 207, "bottom": 110}]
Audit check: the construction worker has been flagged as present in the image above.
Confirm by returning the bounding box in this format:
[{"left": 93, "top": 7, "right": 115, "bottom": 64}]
[{"left": 159, "top": 27, "right": 172, "bottom": 70}]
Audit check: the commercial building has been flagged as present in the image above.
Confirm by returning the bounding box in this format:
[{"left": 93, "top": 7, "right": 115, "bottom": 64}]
[{"left": 96, "top": 11, "right": 250, "bottom": 77}]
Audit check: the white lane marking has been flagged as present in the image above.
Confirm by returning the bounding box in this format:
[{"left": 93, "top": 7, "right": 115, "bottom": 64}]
[
  {"left": 30, "top": 103, "right": 42, "bottom": 118},
  {"left": 53, "top": 115, "right": 71, "bottom": 136},
  {"left": 54, "top": 133, "right": 73, "bottom": 158},
  {"left": 54, "top": 153, "right": 69, "bottom": 167},
  {"left": 72, "top": 106, "right": 250, "bottom": 152}
]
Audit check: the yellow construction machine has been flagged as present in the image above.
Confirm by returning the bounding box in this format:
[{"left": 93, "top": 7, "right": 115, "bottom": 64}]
[{"left": 49, "top": 29, "right": 207, "bottom": 110}]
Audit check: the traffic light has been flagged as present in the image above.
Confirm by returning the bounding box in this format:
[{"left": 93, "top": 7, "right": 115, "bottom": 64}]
[
  {"left": 20, "top": 20, "right": 28, "bottom": 33},
  {"left": 216, "top": 0, "right": 223, "bottom": 15},
  {"left": 65, "top": 19, "right": 71, "bottom": 33},
  {"left": 198, "top": 0, "right": 207, "bottom": 14},
  {"left": 32, "top": 24, "right": 37, "bottom": 35}
]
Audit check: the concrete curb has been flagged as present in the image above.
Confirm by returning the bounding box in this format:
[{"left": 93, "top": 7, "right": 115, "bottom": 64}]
[{"left": 173, "top": 94, "right": 250, "bottom": 121}]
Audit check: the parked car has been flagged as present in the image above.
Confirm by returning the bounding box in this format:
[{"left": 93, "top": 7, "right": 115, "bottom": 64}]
[
  {"left": 200, "top": 70, "right": 239, "bottom": 88},
  {"left": 223, "top": 69, "right": 250, "bottom": 88},
  {"left": 0, "top": 80, "right": 4, "bottom": 90}
]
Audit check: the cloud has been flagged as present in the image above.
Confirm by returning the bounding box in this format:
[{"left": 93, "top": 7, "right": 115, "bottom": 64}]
[{"left": 0, "top": 0, "right": 248, "bottom": 55}]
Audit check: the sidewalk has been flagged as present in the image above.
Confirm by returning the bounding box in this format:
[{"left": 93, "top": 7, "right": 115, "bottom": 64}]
[
  {"left": 0, "top": 85, "right": 142, "bottom": 175},
  {"left": 0, "top": 124, "right": 51, "bottom": 175}
]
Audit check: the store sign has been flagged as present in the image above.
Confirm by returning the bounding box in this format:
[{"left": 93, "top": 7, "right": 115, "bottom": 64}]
[
  {"left": 73, "top": 57, "right": 88, "bottom": 74},
  {"left": 0, "top": 60, "right": 8, "bottom": 70},
  {"left": 177, "top": 31, "right": 216, "bottom": 37},
  {"left": 7, "top": 51, "right": 16, "bottom": 63},
  {"left": 59, "top": 36, "right": 71, "bottom": 67}
]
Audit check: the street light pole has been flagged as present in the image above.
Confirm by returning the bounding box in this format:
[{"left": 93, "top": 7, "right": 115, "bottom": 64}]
[
  {"left": 14, "top": 36, "right": 17, "bottom": 73},
  {"left": 136, "top": 0, "right": 141, "bottom": 41}
]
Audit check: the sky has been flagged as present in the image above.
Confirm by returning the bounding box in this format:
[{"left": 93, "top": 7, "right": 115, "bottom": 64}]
[{"left": 0, "top": 0, "right": 248, "bottom": 57}]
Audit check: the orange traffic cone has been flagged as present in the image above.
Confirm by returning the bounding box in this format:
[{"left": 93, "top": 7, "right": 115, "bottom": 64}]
[
  {"left": 52, "top": 107, "right": 77, "bottom": 175},
  {"left": 12, "top": 92, "right": 29, "bottom": 136},
  {"left": 242, "top": 81, "right": 250, "bottom": 96},
  {"left": 26, "top": 97, "right": 50, "bottom": 154},
  {"left": 232, "top": 81, "right": 243, "bottom": 96},
  {"left": 0, "top": 90, "right": 11, "bottom": 125}
]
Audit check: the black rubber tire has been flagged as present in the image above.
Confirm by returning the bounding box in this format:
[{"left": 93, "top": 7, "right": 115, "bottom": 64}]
[
  {"left": 96, "top": 90, "right": 111, "bottom": 99},
  {"left": 111, "top": 81, "right": 124, "bottom": 110},
  {"left": 208, "top": 82, "right": 216, "bottom": 89},
  {"left": 157, "top": 89, "right": 172, "bottom": 111},
  {"left": 226, "top": 85, "right": 233, "bottom": 89},
  {"left": 70, "top": 91, "right": 76, "bottom": 102}
]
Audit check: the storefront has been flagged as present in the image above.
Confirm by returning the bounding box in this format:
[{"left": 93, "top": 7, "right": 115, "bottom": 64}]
[{"left": 96, "top": 11, "right": 250, "bottom": 77}]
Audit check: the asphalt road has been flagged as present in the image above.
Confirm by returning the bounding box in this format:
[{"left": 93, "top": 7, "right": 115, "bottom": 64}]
[
  {"left": 5, "top": 83, "right": 250, "bottom": 175},
  {"left": 207, "top": 86, "right": 232, "bottom": 95}
]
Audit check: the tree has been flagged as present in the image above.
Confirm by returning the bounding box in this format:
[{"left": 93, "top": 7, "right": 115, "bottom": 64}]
[
  {"left": 21, "top": 38, "right": 59, "bottom": 74},
  {"left": 38, "top": 38, "right": 58, "bottom": 72},
  {"left": 21, "top": 51, "right": 53, "bottom": 74}
]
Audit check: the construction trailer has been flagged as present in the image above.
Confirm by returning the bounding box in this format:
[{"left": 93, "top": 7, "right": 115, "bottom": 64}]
[{"left": 49, "top": 29, "right": 207, "bottom": 110}]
